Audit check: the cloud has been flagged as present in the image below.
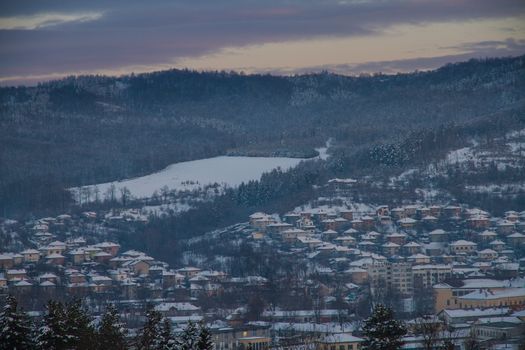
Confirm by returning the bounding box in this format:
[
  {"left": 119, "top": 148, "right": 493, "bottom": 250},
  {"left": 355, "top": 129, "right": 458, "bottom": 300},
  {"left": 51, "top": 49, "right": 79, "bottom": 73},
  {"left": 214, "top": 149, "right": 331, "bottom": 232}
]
[
  {"left": 0, "top": 12, "right": 103, "bottom": 30},
  {"left": 0, "top": 0, "right": 524, "bottom": 84}
]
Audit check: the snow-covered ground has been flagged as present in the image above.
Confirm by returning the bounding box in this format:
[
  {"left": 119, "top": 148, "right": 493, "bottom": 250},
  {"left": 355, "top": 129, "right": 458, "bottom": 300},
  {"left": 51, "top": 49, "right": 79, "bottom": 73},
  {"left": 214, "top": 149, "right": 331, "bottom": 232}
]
[
  {"left": 74, "top": 156, "right": 304, "bottom": 200},
  {"left": 72, "top": 141, "right": 331, "bottom": 202}
]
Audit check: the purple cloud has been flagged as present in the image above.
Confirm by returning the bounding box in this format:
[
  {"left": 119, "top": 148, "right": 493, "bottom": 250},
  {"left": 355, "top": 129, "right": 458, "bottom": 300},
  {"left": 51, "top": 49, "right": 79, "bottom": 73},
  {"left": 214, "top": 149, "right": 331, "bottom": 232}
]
[{"left": 0, "top": 0, "right": 524, "bottom": 84}]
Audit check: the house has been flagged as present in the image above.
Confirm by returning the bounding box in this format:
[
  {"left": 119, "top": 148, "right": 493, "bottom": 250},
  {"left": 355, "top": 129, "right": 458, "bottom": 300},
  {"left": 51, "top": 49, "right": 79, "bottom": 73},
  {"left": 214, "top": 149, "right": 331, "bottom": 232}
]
[
  {"left": 472, "top": 317, "right": 525, "bottom": 341},
  {"left": 212, "top": 324, "right": 271, "bottom": 350},
  {"left": 283, "top": 213, "right": 300, "bottom": 225},
  {"left": 479, "top": 230, "right": 497, "bottom": 242},
  {"left": 391, "top": 207, "right": 406, "bottom": 219},
  {"left": 361, "top": 216, "right": 375, "bottom": 230},
  {"left": 45, "top": 253, "right": 65, "bottom": 265},
  {"left": 344, "top": 267, "right": 368, "bottom": 284},
  {"left": 407, "top": 253, "right": 431, "bottom": 265},
  {"left": 382, "top": 242, "right": 400, "bottom": 256},
  {"left": 497, "top": 220, "right": 515, "bottom": 235},
  {"left": 0, "top": 254, "right": 14, "bottom": 269},
  {"left": 6, "top": 269, "right": 27, "bottom": 281},
  {"left": 421, "top": 215, "right": 438, "bottom": 227},
  {"left": 429, "top": 205, "right": 442, "bottom": 217},
  {"left": 449, "top": 240, "right": 477, "bottom": 254},
  {"left": 69, "top": 249, "right": 86, "bottom": 265},
  {"left": 477, "top": 249, "right": 498, "bottom": 261},
  {"left": 386, "top": 233, "right": 407, "bottom": 245},
  {"left": 507, "top": 232, "right": 525, "bottom": 246},
  {"left": 266, "top": 222, "right": 293, "bottom": 238},
  {"left": 321, "top": 229, "right": 338, "bottom": 241},
  {"left": 339, "top": 209, "right": 354, "bottom": 221},
  {"left": 40, "top": 241, "right": 67, "bottom": 256},
  {"left": 162, "top": 270, "right": 185, "bottom": 288},
  {"left": 296, "top": 236, "right": 322, "bottom": 250},
  {"left": 20, "top": 249, "right": 40, "bottom": 263},
  {"left": 177, "top": 266, "right": 201, "bottom": 278},
  {"left": 438, "top": 308, "right": 510, "bottom": 325},
  {"left": 94, "top": 251, "right": 112, "bottom": 263},
  {"left": 398, "top": 217, "right": 417, "bottom": 229},
  {"left": 321, "top": 219, "right": 337, "bottom": 231},
  {"left": 443, "top": 205, "right": 461, "bottom": 218},
  {"left": 416, "top": 207, "right": 431, "bottom": 218},
  {"left": 334, "top": 236, "right": 356, "bottom": 247},
  {"left": 12, "top": 280, "right": 32, "bottom": 293},
  {"left": 317, "top": 333, "right": 364, "bottom": 350},
  {"left": 154, "top": 302, "right": 201, "bottom": 317},
  {"left": 403, "top": 242, "right": 422, "bottom": 255},
  {"left": 281, "top": 228, "right": 307, "bottom": 243},
  {"left": 466, "top": 215, "right": 490, "bottom": 229},
  {"left": 428, "top": 229, "right": 448, "bottom": 243},
  {"left": 123, "top": 259, "right": 151, "bottom": 276},
  {"left": 489, "top": 239, "right": 506, "bottom": 252},
  {"left": 237, "top": 337, "right": 271, "bottom": 350},
  {"left": 38, "top": 272, "right": 58, "bottom": 284},
  {"left": 95, "top": 242, "right": 120, "bottom": 256}
]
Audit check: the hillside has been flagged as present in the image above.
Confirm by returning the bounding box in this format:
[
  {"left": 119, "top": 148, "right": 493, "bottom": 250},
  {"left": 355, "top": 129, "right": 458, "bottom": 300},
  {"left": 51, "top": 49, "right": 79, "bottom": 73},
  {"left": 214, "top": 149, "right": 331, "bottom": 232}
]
[{"left": 1, "top": 55, "right": 524, "bottom": 215}]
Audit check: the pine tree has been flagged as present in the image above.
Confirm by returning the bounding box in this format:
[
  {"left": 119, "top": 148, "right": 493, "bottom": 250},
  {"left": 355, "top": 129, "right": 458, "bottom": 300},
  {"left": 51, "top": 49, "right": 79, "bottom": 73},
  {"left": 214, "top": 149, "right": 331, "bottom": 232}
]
[
  {"left": 97, "top": 305, "right": 128, "bottom": 350},
  {"left": 65, "top": 299, "right": 96, "bottom": 350},
  {"left": 154, "top": 318, "right": 175, "bottom": 350},
  {"left": 136, "top": 306, "right": 162, "bottom": 350},
  {"left": 197, "top": 322, "right": 214, "bottom": 350},
  {"left": 179, "top": 321, "right": 199, "bottom": 350},
  {"left": 0, "top": 295, "right": 34, "bottom": 350},
  {"left": 36, "top": 300, "right": 68, "bottom": 350},
  {"left": 362, "top": 304, "right": 407, "bottom": 350}
]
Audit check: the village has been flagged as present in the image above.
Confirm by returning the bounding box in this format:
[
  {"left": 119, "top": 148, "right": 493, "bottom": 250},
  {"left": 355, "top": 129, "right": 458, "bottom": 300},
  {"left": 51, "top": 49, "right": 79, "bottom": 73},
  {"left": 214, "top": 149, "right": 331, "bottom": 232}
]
[{"left": 1, "top": 178, "right": 525, "bottom": 349}]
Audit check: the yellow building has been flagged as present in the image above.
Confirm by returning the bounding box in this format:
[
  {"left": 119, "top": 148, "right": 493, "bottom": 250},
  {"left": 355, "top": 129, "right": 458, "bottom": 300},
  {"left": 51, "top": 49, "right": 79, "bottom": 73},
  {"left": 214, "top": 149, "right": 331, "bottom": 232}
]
[
  {"left": 237, "top": 337, "right": 270, "bottom": 350},
  {"left": 457, "top": 288, "right": 525, "bottom": 309},
  {"left": 434, "top": 279, "right": 523, "bottom": 312},
  {"left": 317, "top": 333, "right": 364, "bottom": 350}
]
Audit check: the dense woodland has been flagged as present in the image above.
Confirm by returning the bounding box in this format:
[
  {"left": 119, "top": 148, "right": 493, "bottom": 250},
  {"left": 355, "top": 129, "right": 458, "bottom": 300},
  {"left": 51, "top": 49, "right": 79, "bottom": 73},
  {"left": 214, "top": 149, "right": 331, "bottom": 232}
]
[
  {"left": 0, "top": 295, "right": 213, "bottom": 350},
  {"left": 1, "top": 56, "right": 524, "bottom": 216}
]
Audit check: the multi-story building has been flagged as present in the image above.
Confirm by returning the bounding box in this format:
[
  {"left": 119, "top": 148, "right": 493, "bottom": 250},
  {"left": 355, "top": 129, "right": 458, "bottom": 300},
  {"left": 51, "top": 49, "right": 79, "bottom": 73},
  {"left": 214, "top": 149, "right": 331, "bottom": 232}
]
[{"left": 412, "top": 264, "right": 452, "bottom": 290}]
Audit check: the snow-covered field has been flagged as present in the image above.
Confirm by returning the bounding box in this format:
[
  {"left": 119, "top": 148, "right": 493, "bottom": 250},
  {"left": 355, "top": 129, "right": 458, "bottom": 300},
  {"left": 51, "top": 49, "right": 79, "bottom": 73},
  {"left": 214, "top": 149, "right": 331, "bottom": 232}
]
[
  {"left": 73, "top": 156, "right": 304, "bottom": 200},
  {"left": 72, "top": 143, "right": 329, "bottom": 202}
]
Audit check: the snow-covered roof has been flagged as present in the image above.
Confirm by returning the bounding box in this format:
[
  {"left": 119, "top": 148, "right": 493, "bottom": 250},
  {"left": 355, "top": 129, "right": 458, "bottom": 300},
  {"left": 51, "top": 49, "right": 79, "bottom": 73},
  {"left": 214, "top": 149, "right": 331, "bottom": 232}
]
[
  {"left": 319, "top": 333, "right": 364, "bottom": 344},
  {"left": 442, "top": 308, "right": 509, "bottom": 319},
  {"left": 450, "top": 240, "right": 476, "bottom": 246}
]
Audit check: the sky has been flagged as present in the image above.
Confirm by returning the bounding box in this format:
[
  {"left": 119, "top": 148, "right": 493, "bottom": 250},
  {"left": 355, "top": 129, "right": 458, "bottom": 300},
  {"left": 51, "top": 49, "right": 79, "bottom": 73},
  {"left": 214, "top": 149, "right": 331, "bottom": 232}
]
[{"left": 1, "top": 0, "right": 524, "bottom": 86}]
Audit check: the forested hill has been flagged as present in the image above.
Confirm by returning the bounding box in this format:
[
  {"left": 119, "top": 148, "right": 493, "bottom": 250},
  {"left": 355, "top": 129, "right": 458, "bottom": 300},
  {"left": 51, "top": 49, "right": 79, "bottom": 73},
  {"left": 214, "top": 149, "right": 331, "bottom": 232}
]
[{"left": 1, "top": 55, "right": 524, "bottom": 215}]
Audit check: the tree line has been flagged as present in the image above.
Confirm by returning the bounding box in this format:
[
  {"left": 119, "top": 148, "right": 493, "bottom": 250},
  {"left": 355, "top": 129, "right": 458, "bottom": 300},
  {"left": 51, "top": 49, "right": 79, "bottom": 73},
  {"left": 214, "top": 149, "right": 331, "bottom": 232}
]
[{"left": 0, "top": 295, "right": 213, "bottom": 350}]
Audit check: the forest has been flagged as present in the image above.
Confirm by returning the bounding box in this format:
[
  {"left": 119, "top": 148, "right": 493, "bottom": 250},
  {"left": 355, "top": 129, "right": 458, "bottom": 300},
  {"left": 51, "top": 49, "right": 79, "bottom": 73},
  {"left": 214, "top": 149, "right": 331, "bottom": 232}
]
[{"left": 1, "top": 55, "right": 524, "bottom": 216}]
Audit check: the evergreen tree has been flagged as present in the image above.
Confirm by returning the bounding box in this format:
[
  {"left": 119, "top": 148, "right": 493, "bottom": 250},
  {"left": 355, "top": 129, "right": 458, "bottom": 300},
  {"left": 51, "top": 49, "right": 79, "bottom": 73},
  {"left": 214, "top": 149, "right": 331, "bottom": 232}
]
[
  {"left": 136, "top": 306, "right": 162, "bottom": 350},
  {"left": 362, "top": 304, "right": 407, "bottom": 350},
  {"left": 65, "top": 299, "right": 96, "bottom": 349},
  {"left": 197, "top": 322, "right": 214, "bottom": 350},
  {"left": 154, "top": 318, "right": 175, "bottom": 350},
  {"left": 179, "top": 321, "right": 199, "bottom": 350},
  {"left": 0, "top": 295, "right": 34, "bottom": 350},
  {"left": 97, "top": 305, "right": 128, "bottom": 350},
  {"left": 36, "top": 300, "right": 68, "bottom": 350}
]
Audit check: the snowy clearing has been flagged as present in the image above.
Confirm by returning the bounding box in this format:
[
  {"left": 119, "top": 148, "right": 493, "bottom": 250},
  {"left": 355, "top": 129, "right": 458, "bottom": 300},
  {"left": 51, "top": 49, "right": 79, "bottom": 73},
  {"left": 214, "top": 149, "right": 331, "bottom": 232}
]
[
  {"left": 72, "top": 142, "right": 330, "bottom": 202},
  {"left": 73, "top": 156, "right": 304, "bottom": 200}
]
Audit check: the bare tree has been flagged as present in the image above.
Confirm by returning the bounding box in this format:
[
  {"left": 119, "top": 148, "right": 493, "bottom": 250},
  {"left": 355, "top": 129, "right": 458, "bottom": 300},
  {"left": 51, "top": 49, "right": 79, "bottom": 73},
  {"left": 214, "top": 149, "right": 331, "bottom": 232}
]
[
  {"left": 413, "top": 315, "right": 443, "bottom": 350},
  {"left": 120, "top": 186, "right": 131, "bottom": 206}
]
